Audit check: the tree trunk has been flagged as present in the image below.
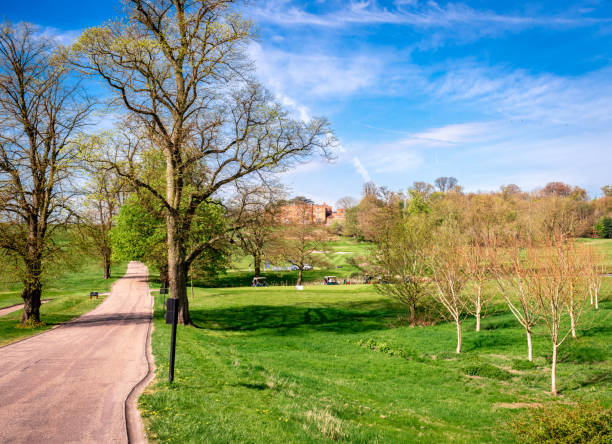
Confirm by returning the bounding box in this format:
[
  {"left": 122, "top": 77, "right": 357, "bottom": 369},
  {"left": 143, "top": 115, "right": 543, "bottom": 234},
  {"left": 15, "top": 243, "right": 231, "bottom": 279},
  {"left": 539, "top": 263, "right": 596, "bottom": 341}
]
[
  {"left": 475, "top": 299, "right": 481, "bottom": 332},
  {"left": 159, "top": 264, "right": 169, "bottom": 289},
  {"left": 551, "top": 343, "right": 558, "bottom": 395},
  {"left": 21, "top": 263, "right": 43, "bottom": 324},
  {"left": 409, "top": 303, "right": 416, "bottom": 327},
  {"left": 253, "top": 253, "right": 261, "bottom": 277},
  {"left": 570, "top": 300, "right": 577, "bottom": 339},
  {"left": 103, "top": 252, "right": 111, "bottom": 279},
  {"left": 455, "top": 319, "right": 462, "bottom": 354},
  {"left": 167, "top": 214, "right": 191, "bottom": 325},
  {"left": 594, "top": 289, "right": 599, "bottom": 310},
  {"left": 297, "top": 268, "right": 303, "bottom": 286},
  {"left": 526, "top": 328, "right": 533, "bottom": 361}
]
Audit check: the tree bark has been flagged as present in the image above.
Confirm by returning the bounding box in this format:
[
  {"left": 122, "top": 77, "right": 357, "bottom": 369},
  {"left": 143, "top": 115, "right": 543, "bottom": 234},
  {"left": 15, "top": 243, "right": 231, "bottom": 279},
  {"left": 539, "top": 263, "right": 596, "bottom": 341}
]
[
  {"left": 455, "top": 319, "right": 462, "bottom": 354},
  {"left": 475, "top": 298, "right": 481, "bottom": 332},
  {"left": 253, "top": 253, "right": 261, "bottom": 277},
  {"left": 21, "top": 263, "right": 43, "bottom": 324},
  {"left": 551, "top": 343, "right": 558, "bottom": 395},
  {"left": 103, "top": 253, "right": 111, "bottom": 279},
  {"left": 167, "top": 213, "right": 191, "bottom": 325},
  {"left": 570, "top": 300, "right": 577, "bottom": 339},
  {"left": 526, "top": 328, "right": 533, "bottom": 361},
  {"left": 159, "top": 264, "right": 169, "bottom": 289},
  {"left": 297, "top": 268, "right": 303, "bottom": 286},
  {"left": 409, "top": 303, "right": 416, "bottom": 327}
]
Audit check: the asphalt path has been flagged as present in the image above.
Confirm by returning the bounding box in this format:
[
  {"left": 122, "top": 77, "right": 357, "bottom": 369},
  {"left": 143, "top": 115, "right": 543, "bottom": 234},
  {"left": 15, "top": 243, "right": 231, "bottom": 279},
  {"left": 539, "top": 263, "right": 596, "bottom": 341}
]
[{"left": 0, "top": 261, "right": 154, "bottom": 444}]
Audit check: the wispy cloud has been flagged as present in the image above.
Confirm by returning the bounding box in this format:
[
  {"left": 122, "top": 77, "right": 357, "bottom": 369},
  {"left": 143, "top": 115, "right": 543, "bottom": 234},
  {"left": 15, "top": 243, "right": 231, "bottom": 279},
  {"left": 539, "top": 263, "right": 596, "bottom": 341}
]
[
  {"left": 252, "top": 1, "right": 611, "bottom": 31},
  {"left": 249, "top": 42, "right": 381, "bottom": 98},
  {"left": 352, "top": 157, "right": 371, "bottom": 182}
]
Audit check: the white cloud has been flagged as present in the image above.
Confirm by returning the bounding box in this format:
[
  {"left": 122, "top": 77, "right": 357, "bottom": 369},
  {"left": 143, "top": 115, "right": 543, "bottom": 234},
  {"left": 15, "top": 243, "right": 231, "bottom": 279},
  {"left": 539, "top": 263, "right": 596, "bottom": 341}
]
[
  {"left": 251, "top": 1, "right": 611, "bottom": 32},
  {"left": 352, "top": 157, "right": 371, "bottom": 182},
  {"left": 248, "top": 42, "right": 382, "bottom": 98},
  {"left": 37, "top": 26, "right": 81, "bottom": 46},
  {"left": 429, "top": 64, "right": 612, "bottom": 126},
  {"left": 399, "top": 122, "right": 500, "bottom": 147}
]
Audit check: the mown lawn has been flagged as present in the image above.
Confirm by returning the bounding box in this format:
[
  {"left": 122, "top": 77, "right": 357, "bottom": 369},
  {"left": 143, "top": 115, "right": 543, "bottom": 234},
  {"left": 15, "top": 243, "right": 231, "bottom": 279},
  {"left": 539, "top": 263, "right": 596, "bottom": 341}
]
[
  {"left": 141, "top": 279, "right": 611, "bottom": 443},
  {"left": 0, "top": 261, "right": 127, "bottom": 346}
]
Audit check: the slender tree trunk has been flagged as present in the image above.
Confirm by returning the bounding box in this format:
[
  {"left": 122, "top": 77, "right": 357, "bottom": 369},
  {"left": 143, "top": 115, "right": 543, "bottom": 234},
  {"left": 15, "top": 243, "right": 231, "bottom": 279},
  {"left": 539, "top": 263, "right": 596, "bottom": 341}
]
[
  {"left": 297, "top": 268, "right": 303, "bottom": 286},
  {"left": 475, "top": 299, "right": 481, "bottom": 332},
  {"left": 551, "top": 343, "right": 558, "bottom": 395},
  {"left": 455, "top": 318, "right": 462, "bottom": 354},
  {"left": 589, "top": 286, "right": 594, "bottom": 305},
  {"left": 253, "top": 253, "right": 261, "bottom": 277},
  {"left": 570, "top": 300, "right": 577, "bottom": 339},
  {"left": 526, "top": 328, "right": 533, "bottom": 361},
  {"left": 409, "top": 303, "right": 416, "bottom": 327},
  {"left": 594, "top": 289, "right": 599, "bottom": 310}
]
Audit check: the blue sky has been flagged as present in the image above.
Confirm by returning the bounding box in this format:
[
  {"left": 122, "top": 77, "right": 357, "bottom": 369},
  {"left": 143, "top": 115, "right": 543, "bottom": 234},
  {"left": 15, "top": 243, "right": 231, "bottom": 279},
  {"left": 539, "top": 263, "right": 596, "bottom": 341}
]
[{"left": 5, "top": 0, "right": 612, "bottom": 205}]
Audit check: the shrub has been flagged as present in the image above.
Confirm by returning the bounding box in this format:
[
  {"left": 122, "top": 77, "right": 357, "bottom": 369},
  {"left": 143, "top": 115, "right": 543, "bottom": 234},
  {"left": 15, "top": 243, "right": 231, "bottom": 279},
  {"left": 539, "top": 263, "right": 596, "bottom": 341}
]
[
  {"left": 463, "top": 363, "right": 513, "bottom": 380},
  {"left": 594, "top": 216, "right": 612, "bottom": 239},
  {"left": 512, "top": 401, "right": 612, "bottom": 444},
  {"left": 547, "top": 345, "right": 607, "bottom": 364},
  {"left": 511, "top": 359, "right": 537, "bottom": 371}
]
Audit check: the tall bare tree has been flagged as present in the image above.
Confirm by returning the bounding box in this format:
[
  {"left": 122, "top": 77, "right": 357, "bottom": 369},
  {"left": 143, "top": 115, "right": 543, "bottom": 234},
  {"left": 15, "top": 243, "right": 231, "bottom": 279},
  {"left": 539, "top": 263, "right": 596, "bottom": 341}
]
[
  {"left": 70, "top": 1, "right": 333, "bottom": 324},
  {"left": 233, "top": 184, "right": 283, "bottom": 277},
  {"left": 428, "top": 223, "right": 470, "bottom": 353},
  {"left": 77, "top": 169, "right": 126, "bottom": 279},
  {"left": 269, "top": 205, "right": 330, "bottom": 286},
  {"left": 528, "top": 237, "right": 590, "bottom": 395},
  {"left": 491, "top": 242, "right": 540, "bottom": 361},
  {"left": 0, "top": 23, "right": 92, "bottom": 324}
]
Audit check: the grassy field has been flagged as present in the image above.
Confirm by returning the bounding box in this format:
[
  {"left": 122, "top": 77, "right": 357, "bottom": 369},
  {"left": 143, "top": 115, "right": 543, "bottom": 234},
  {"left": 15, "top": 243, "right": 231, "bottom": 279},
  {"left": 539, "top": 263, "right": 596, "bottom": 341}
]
[
  {"left": 201, "top": 238, "right": 373, "bottom": 288},
  {"left": 579, "top": 237, "right": 612, "bottom": 272},
  {"left": 0, "top": 260, "right": 127, "bottom": 346},
  {"left": 140, "top": 276, "right": 611, "bottom": 443}
]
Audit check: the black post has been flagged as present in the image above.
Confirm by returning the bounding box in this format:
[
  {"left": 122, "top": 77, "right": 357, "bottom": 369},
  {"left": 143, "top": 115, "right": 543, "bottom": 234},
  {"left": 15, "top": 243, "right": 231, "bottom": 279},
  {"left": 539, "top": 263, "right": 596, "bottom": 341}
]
[{"left": 167, "top": 298, "right": 179, "bottom": 383}]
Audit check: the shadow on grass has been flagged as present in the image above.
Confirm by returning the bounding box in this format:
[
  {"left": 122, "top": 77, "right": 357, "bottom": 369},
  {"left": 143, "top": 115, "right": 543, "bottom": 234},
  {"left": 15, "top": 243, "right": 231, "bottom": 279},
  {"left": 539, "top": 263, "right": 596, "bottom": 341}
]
[{"left": 185, "top": 304, "right": 399, "bottom": 335}]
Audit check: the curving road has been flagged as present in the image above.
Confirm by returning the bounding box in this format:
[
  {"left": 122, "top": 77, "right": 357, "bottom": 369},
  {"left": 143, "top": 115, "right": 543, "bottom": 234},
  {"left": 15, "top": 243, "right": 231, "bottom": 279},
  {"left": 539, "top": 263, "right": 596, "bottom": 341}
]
[{"left": 0, "top": 261, "right": 153, "bottom": 444}]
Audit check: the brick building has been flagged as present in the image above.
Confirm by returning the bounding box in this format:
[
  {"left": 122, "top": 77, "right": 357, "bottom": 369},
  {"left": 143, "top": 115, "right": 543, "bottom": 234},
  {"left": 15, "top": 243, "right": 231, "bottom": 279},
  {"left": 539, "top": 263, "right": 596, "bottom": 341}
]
[{"left": 280, "top": 202, "right": 332, "bottom": 225}]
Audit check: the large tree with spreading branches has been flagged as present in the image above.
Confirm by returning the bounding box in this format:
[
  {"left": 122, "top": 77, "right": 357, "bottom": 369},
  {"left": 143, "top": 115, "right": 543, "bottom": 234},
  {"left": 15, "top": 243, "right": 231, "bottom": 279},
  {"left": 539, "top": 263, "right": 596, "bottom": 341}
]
[
  {"left": 70, "top": 0, "right": 333, "bottom": 324},
  {"left": 0, "top": 23, "right": 93, "bottom": 324}
]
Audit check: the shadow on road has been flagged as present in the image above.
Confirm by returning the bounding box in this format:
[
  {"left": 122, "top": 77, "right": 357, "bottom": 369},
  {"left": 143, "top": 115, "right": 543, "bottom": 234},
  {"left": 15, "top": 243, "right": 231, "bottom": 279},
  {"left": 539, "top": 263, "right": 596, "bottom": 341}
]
[{"left": 62, "top": 313, "right": 151, "bottom": 328}]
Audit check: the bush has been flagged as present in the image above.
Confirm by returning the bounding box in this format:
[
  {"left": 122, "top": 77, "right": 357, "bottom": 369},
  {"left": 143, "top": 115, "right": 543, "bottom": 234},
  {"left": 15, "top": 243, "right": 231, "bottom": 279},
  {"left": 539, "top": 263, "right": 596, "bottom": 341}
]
[
  {"left": 463, "top": 363, "right": 513, "bottom": 380},
  {"left": 511, "top": 359, "right": 537, "bottom": 371},
  {"left": 512, "top": 401, "right": 612, "bottom": 444},
  {"left": 595, "top": 216, "right": 612, "bottom": 239},
  {"left": 547, "top": 345, "right": 607, "bottom": 364}
]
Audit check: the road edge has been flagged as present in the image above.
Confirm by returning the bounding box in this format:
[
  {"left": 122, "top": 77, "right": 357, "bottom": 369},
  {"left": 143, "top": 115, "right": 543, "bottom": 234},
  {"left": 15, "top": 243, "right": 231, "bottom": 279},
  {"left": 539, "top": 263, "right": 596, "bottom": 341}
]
[{"left": 125, "top": 266, "right": 156, "bottom": 444}]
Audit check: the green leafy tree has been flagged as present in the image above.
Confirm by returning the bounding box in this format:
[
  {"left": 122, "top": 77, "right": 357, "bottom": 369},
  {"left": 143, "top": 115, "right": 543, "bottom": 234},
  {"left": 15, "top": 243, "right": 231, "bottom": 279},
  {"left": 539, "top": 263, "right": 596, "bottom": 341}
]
[
  {"left": 371, "top": 213, "right": 432, "bottom": 326},
  {"left": 595, "top": 216, "right": 612, "bottom": 239}
]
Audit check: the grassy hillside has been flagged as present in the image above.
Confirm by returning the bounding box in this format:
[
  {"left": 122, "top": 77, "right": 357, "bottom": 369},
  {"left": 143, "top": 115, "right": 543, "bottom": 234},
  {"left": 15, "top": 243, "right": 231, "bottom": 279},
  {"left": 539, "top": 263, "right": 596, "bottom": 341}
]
[{"left": 141, "top": 278, "right": 611, "bottom": 443}]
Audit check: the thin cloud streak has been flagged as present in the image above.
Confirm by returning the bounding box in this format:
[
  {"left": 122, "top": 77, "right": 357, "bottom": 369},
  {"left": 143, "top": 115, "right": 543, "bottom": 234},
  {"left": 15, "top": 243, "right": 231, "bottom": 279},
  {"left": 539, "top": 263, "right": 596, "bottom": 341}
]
[{"left": 252, "top": 1, "right": 611, "bottom": 30}]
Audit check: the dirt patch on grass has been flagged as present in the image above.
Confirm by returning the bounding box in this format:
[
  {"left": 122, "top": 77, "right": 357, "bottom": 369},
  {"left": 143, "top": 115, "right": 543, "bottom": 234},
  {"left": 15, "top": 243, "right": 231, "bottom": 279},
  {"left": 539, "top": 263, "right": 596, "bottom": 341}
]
[{"left": 495, "top": 402, "right": 543, "bottom": 409}]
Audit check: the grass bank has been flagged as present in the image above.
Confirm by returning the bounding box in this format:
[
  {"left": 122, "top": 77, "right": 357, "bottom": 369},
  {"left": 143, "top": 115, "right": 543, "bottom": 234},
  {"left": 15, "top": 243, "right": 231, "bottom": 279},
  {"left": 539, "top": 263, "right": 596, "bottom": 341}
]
[
  {"left": 141, "top": 280, "right": 611, "bottom": 443},
  {"left": 0, "top": 261, "right": 127, "bottom": 346}
]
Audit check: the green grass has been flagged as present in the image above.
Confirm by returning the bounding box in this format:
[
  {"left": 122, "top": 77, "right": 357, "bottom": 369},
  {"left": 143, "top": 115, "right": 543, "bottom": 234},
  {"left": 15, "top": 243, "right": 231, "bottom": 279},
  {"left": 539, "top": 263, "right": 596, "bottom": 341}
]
[
  {"left": 578, "top": 238, "right": 612, "bottom": 272},
  {"left": 140, "top": 279, "right": 611, "bottom": 443},
  {"left": 202, "top": 238, "right": 373, "bottom": 288},
  {"left": 0, "top": 260, "right": 127, "bottom": 346}
]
